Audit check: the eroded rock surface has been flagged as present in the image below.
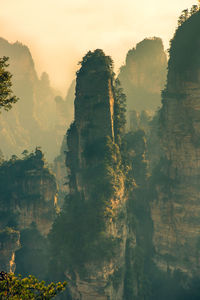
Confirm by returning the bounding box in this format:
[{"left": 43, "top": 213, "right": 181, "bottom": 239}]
[
  {"left": 151, "top": 11, "right": 200, "bottom": 276},
  {"left": 50, "top": 49, "right": 129, "bottom": 299}
]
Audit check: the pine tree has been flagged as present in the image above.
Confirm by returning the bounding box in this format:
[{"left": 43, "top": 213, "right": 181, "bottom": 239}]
[{"left": 0, "top": 56, "right": 18, "bottom": 111}]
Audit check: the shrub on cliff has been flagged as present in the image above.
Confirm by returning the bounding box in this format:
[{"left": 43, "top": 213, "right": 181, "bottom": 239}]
[
  {"left": 77, "top": 49, "right": 113, "bottom": 78},
  {"left": 169, "top": 8, "right": 200, "bottom": 80},
  {"left": 114, "top": 79, "right": 126, "bottom": 146}
]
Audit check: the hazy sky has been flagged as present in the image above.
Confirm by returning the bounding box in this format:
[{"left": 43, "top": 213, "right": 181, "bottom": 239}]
[{"left": 0, "top": 0, "right": 197, "bottom": 94}]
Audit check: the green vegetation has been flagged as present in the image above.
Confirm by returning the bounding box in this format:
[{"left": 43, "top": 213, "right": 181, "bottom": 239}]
[
  {"left": 49, "top": 136, "right": 123, "bottom": 274},
  {"left": 169, "top": 7, "right": 200, "bottom": 80},
  {"left": 0, "top": 148, "right": 53, "bottom": 222},
  {"left": 0, "top": 56, "right": 18, "bottom": 111},
  {"left": 122, "top": 128, "right": 153, "bottom": 300},
  {"left": 3, "top": 14, "right": 200, "bottom": 297},
  {"left": 77, "top": 49, "right": 114, "bottom": 78},
  {"left": 177, "top": 5, "right": 199, "bottom": 26},
  {"left": 122, "top": 129, "right": 148, "bottom": 188},
  {"left": 0, "top": 149, "right": 56, "bottom": 281},
  {"left": 113, "top": 79, "right": 126, "bottom": 146},
  {"left": 0, "top": 147, "right": 46, "bottom": 170},
  {"left": 49, "top": 50, "right": 126, "bottom": 279},
  {"left": 0, "top": 272, "right": 66, "bottom": 299}
]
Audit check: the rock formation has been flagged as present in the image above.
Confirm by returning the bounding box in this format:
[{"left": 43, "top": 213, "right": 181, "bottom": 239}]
[
  {"left": 0, "top": 228, "right": 20, "bottom": 273},
  {"left": 0, "top": 149, "right": 57, "bottom": 274},
  {"left": 118, "top": 37, "right": 167, "bottom": 114},
  {"left": 0, "top": 37, "right": 68, "bottom": 161},
  {"left": 2, "top": 9, "right": 200, "bottom": 299},
  {"left": 122, "top": 129, "right": 153, "bottom": 300},
  {"left": 0, "top": 148, "right": 57, "bottom": 235},
  {"left": 151, "top": 10, "right": 200, "bottom": 277},
  {"left": 49, "top": 49, "right": 129, "bottom": 299}
]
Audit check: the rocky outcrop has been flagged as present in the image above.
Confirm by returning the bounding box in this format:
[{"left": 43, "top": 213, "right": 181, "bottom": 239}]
[
  {"left": 122, "top": 129, "right": 153, "bottom": 300},
  {"left": 0, "top": 149, "right": 57, "bottom": 274},
  {"left": 118, "top": 37, "right": 167, "bottom": 114},
  {"left": 0, "top": 228, "right": 20, "bottom": 273},
  {"left": 0, "top": 37, "right": 68, "bottom": 161},
  {"left": 151, "top": 10, "right": 200, "bottom": 277},
  {"left": 0, "top": 149, "right": 57, "bottom": 236},
  {"left": 49, "top": 49, "right": 129, "bottom": 299}
]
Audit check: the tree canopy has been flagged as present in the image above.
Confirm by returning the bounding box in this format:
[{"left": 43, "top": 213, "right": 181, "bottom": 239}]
[
  {"left": 77, "top": 49, "right": 114, "bottom": 78},
  {"left": 177, "top": 5, "right": 199, "bottom": 27},
  {"left": 0, "top": 56, "right": 18, "bottom": 111},
  {"left": 0, "top": 272, "right": 66, "bottom": 299}
]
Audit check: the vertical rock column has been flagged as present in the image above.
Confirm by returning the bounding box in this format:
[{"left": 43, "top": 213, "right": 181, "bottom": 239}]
[
  {"left": 151, "top": 11, "right": 200, "bottom": 276},
  {"left": 51, "top": 49, "right": 129, "bottom": 299}
]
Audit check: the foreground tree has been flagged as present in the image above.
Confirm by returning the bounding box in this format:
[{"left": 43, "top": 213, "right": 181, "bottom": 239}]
[
  {"left": 0, "top": 56, "right": 18, "bottom": 111},
  {"left": 0, "top": 272, "right": 66, "bottom": 299}
]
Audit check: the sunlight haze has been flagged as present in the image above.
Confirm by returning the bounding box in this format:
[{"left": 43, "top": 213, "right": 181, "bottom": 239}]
[{"left": 0, "top": 0, "right": 197, "bottom": 93}]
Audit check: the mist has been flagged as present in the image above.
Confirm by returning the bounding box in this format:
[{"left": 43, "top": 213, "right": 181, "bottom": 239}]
[
  {"left": 0, "top": 0, "right": 196, "bottom": 92},
  {"left": 1, "top": 1, "right": 200, "bottom": 299}
]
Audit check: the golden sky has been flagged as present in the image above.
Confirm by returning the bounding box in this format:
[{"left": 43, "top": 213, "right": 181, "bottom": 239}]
[{"left": 0, "top": 0, "right": 197, "bottom": 94}]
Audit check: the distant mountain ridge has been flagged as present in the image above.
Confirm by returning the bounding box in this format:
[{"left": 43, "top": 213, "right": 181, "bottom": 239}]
[
  {"left": 118, "top": 37, "right": 167, "bottom": 114},
  {"left": 0, "top": 37, "right": 72, "bottom": 161}
]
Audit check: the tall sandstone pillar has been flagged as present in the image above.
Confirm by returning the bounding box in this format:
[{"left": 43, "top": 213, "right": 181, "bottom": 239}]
[
  {"left": 50, "top": 50, "right": 129, "bottom": 299},
  {"left": 151, "top": 11, "right": 200, "bottom": 276}
]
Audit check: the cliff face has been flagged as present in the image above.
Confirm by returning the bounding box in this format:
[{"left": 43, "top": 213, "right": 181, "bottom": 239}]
[
  {"left": 0, "top": 38, "right": 67, "bottom": 161},
  {"left": 118, "top": 37, "right": 167, "bottom": 114},
  {"left": 0, "top": 229, "right": 20, "bottom": 273},
  {"left": 15, "top": 169, "right": 56, "bottom": 236},
  {"left": 49, "top": 49, "right": 129, "bottom": 299},
  {"left": 0, "top": 149, "right": 57, "bottom": 236},
  {"left": 151, "top": 11, "right": 200, "bottom": 276},
  {"left": 122, "top": 129, "right": 153, "bottom": 300},
  {"left": 0, "top": 149, "right": 57, "bottom": 274}
]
